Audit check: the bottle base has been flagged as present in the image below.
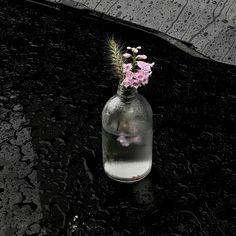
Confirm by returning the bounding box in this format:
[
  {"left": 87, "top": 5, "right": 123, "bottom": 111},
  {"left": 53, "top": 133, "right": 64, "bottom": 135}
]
[{"left": 104, "top": 165, "right": 152, "bottom": 184}]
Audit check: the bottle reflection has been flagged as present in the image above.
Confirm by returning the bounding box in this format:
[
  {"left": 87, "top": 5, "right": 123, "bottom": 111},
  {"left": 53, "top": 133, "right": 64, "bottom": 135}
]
[
  {"left": 67, "top": 175, "right": 155, "bottom": 235},
  {"left": 131, "top": 175, "right": 155, "bottom": 208}
]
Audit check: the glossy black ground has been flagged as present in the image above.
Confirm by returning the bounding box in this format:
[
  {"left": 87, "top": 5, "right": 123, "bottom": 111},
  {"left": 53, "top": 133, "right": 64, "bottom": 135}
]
[{"left": 0, "top": 0, "right": 235, "bottom": 235}]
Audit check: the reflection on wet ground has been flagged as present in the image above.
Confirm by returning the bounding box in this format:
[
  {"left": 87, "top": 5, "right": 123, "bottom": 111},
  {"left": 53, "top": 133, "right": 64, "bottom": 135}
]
[{"left": 0, "top": 0, "right": 236, "bottom": 235}]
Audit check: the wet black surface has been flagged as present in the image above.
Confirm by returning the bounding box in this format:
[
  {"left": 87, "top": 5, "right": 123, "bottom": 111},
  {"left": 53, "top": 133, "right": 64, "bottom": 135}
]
[{"left": 0, "top": 0, "right": 236, "bottom": 235}]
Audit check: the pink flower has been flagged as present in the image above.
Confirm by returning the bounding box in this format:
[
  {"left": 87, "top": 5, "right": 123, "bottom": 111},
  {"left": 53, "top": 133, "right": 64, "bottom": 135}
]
[
  {"left": 134, "top": 70, "right": 148, "bottom": 82},
  {"left": 125, "top": 70, "right": 134, "bottom": 80},
  {"left": 123, "top": 53, "right": 132, "bottom": 59},
  {"left": 120, "top": 46, "right": 154, "bottom": 88},
  {"left": 133, "top": 70, "right": 150, "bottom": 87},
  {"left": 122, "top": 70, "right": 134, "bottom": 88},
  {"left": 122, "top": 65, "right": 151, "bottom": 88},
  {"left": 123, "top": 63, "right": 132, "bottom": 73},
  {"left": 137, "top": 54, "right": 147, "bottom": 60},
  {"left": 137, "top": 61, "right": 154, "bottom": 72},
  {"left": 122, "top": 80, "right": 132, "bottom": 88},
  {"left": 130, "top": 79, "right": 140, "bottom": 88}
]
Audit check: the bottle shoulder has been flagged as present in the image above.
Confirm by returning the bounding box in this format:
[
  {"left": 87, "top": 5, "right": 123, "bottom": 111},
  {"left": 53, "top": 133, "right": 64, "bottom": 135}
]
[
  {"left": 103, "top": 94, "right": 152, "bottom": 114},
  {"left": 102, "top": 94, "right": 153, "bottom": 134}
]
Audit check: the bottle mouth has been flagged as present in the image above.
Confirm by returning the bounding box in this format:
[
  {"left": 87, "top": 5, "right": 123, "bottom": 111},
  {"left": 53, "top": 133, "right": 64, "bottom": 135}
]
[{"left": 117, "top": 83, "right": 137, "bottom": 99}]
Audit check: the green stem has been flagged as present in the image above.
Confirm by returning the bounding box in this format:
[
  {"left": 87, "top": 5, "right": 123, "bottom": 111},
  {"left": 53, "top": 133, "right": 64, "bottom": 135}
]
[{"left": 132, "top": 52, "right": 137, "bottom": 72}]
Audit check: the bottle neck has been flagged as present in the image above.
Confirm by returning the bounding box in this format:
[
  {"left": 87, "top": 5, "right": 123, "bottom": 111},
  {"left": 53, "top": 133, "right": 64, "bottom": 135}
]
[{"left": 117, "top": 83, "right": 137, "bottom": 100}]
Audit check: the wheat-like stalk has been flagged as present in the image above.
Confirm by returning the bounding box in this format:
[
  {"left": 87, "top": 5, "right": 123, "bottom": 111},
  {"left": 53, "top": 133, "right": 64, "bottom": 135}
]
[{"left": 107, "top": 36, "right": 125, "bottom": 81}]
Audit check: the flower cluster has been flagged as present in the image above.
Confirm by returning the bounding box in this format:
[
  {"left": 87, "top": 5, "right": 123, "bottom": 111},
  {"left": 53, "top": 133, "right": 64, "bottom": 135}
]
[{"left": 122, "top": 46, "right": 154, "bottom": 88}]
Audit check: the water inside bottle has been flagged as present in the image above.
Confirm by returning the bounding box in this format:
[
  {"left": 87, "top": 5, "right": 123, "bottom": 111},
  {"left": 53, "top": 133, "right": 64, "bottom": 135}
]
[{"left": 102, "top": 127, "right": 152, "bottom": 183}]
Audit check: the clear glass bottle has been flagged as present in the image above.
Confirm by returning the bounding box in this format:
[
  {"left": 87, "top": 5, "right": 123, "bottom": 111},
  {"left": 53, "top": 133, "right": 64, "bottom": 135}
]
[{"left": 102, "top": 83, "right": 153, "bottom": 183}]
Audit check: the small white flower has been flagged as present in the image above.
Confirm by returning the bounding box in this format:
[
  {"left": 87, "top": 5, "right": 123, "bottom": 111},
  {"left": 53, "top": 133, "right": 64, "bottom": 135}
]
[
  {"left": 137, "top": 46, "right": 142, "bottom": 49},
  {"left": 132, "top": 47, "right": 138, "bottom": 53},
  {"left": 127, "top": 46, "right": 131, "bottom": 49}
]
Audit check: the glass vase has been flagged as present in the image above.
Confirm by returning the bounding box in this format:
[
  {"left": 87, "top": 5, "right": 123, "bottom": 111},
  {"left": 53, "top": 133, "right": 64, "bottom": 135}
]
[{"left": 102, "top": 83, "right": 153, "bottom": 183}]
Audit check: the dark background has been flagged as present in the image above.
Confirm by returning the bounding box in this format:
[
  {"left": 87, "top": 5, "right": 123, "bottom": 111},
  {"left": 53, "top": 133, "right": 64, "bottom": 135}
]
[{"left": 0, "top": 0, "right": 235, "bottom": 235}]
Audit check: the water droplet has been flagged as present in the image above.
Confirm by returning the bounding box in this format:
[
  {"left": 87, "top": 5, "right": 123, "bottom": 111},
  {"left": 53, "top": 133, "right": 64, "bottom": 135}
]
[{"left": 116, "top": 11, "right": 122, "bottom": 17}]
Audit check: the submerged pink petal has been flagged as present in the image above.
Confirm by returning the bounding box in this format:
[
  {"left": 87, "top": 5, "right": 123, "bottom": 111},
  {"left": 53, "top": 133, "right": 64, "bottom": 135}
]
[
  {"left": 117, "top": 135, "right": 130, "bottom": 147},
  {"left": 129, "top": 135, "right": 142, "bottom": 144},
  {"left": 117, "top": 134, "right": 142, "bottom": 147}
]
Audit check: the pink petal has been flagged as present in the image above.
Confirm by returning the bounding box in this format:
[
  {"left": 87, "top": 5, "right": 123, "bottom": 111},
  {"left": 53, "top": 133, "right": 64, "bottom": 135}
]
[
  {"left": 123, "top": 63, "right": 132, "bottom": 73},
  {"left": 137, "top": 55, "right": 147, "bottom": 60},
  {"left": 123, "top": 53, "right": 132, "bottom": 59},
  {"left": 134, "top": 70, "right": 149, "bottom": 82},
  {"left": 137, "top": 61, "right": 154, "bottom": 72}
]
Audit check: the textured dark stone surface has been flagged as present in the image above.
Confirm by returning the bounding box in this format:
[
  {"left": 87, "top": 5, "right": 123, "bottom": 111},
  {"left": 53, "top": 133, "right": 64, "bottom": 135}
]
[{"left": 0, "top": 0, "right": 236, "bottom": 235}]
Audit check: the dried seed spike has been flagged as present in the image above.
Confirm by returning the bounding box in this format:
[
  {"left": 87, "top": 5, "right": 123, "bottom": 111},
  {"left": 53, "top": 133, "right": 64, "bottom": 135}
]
[{"left": 107, "top": 36, "right": 125, "bottom": 81}]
